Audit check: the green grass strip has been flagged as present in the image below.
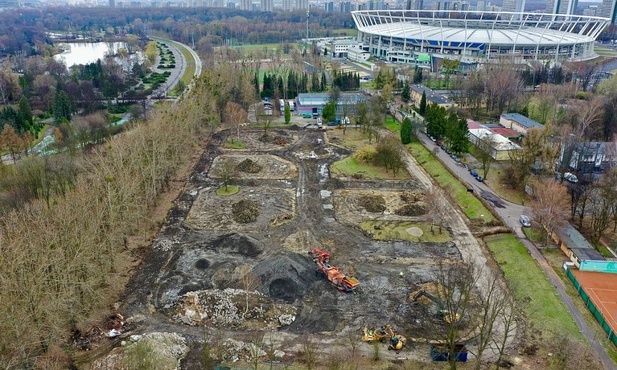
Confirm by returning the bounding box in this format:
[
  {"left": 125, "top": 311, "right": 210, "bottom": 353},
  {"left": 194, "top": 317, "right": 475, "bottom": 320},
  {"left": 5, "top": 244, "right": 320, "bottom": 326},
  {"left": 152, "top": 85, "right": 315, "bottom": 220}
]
[
  {"left": 409, "top": 142, "right": 494, "bottom": 223},
  {"left": 485, "top": 234, "right": 581, "bottom": 339}
]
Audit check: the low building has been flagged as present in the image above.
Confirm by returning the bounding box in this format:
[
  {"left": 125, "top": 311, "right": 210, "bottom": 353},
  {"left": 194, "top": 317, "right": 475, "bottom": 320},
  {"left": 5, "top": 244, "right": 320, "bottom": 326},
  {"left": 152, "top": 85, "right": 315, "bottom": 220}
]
[
  {"left": 295, "top": 92, "right": 366, "bottom": 117},
  {"left": 328, "top": 40, "right": 358, "bottom": 58},
  {"left": 499, "top": 113, "right": 543, "bottom": 135},
  {"left": 552, "top": 222, "right": 605, "bottom": 268},
  {"left": 347, "top": 45, "right": 371, "bottom": 62},
  {"left": 466, "top": 120, "right": 521, "bottom": 160},
  {"left": 410, "top": 84, "right": 456, "bottom": 110}
]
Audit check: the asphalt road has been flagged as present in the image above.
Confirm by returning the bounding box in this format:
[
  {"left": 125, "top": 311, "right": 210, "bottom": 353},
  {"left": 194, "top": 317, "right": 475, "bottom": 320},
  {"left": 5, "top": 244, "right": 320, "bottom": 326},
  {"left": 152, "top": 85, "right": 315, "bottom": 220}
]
[{"left": 416, "top": 133, "right": 617, "bottom": 370}]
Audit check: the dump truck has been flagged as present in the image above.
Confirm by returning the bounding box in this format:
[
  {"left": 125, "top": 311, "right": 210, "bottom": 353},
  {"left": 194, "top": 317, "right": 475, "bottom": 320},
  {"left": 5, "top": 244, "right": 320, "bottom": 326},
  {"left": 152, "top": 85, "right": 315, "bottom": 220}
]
[{"left": 308, "top": 248, "right": 359, "bottom": 292}]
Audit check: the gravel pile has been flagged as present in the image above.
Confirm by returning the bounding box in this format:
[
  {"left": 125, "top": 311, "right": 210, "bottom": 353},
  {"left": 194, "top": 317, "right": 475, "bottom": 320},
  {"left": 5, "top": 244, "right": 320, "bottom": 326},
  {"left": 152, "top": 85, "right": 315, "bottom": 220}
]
[
  {"left": 170, "top": 289, "right": 296, "bottom": 329},
  {"left": 232, "top": 200, "right": 260, "bottom": 223},
  {"left": 358, "top": 195, "right": 386, "bottom": 213},
  {"left": 236, "top": 159, "right": 262, "bottom": 174}
]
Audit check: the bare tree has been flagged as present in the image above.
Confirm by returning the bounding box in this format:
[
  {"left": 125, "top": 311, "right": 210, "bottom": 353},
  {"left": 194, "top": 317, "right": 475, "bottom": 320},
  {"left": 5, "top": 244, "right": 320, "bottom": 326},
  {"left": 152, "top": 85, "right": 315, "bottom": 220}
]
[
  {"left": 217, "top": 158, "right": 238, "bottom": 192},
  {"left": 491, "top": 295, "right": 520, "bottom": 370},
  {"left": 476, "top": 133, "right": 497, "bottom": 179},
  {"left": 224, "top": 101, "right": 248, "bottom": 143},
  {"left": 423, "top": 262, "right": 481, "bottom": 370},
  {"left": 530, "top": 178, "right": 570, "bottom": 244},
  {"left": 300, "top": 333, "right": 320, "bottom": 370},
  {"left": 248, "top": 332, "right": 265, "bottom": 370},
  {"left": 239, "top": 264, "right": 259, "bottom": 317}
]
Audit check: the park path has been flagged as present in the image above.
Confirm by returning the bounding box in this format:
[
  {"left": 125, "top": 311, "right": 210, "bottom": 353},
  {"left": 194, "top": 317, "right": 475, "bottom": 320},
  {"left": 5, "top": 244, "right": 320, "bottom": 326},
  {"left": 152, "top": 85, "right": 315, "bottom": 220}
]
[{"left": 414, "top": 133, "right": 617, "bottom": 370}]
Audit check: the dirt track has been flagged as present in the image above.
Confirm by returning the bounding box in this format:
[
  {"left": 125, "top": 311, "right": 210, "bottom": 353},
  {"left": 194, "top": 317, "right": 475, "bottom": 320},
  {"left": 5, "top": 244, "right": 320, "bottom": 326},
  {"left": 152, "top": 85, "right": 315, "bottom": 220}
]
[{"left": 115, "top": 127, "right": 505, "bottom": 367}]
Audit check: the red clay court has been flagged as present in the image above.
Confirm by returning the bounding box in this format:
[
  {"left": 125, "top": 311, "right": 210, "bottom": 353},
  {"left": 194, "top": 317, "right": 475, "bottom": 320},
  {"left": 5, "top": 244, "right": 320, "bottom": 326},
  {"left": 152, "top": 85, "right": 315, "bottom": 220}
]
[{"left": 571, "top": 269, "right": 617, "bottom": 335}]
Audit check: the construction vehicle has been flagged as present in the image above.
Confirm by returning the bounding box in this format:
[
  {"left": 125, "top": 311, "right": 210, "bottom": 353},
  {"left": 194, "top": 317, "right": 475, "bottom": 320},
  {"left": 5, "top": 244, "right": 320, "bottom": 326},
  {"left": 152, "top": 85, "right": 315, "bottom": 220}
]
[
  {"left": 308, "top": 248, "right": 359, "bottom": 292},
  {"left": 411, "top": 290, "right": 461, "bottom": 324},
  {"left": 362, "top": 324, "right": 406, "bottom": 351}
]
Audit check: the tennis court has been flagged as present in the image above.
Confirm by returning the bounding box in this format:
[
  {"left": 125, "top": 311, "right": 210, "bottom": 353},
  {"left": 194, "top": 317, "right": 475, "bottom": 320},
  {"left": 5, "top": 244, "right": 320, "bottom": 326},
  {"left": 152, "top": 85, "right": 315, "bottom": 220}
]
[{"left": 570, "top": 269, "right": 617, "bottom": 336}]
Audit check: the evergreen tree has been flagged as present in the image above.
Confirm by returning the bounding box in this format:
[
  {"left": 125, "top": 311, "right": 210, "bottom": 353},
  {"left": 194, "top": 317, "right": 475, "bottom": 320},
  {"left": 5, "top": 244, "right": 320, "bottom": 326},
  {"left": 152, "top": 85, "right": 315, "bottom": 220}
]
[
  {"left": 53, "top": 90, "right": 72, "bottom": 124},
  {"left": 449, "top": 115, "right": 470, "bottom": 154},
  {"left": 424, "top": 103, "right": 447, "bottom": 139},
  {"left": 413, "top": 66, "right": 423, "bottom": 84},
  {"left": 419, "top": 91, "right": 427, "bottom": 115},
  {"left": 321, "top": 71, "right": 327, "bottom": 92},
  {"left": 284, "top": 104, "right": 291, "bottom": 124},
  {"left": 400, "top": 117, "right": 412, "bottom": 144},
  {"left": 322, "top": 100, "right": 336, "bottom": 123},
  {"left": 254, "top": 70, "right": 260, "bottom": 97},
  {"left": 401, "top": 82, "right": 410, "bottom": 103},
  {"left": 17, "top": 96, "right": 33, "bottom": 135}
]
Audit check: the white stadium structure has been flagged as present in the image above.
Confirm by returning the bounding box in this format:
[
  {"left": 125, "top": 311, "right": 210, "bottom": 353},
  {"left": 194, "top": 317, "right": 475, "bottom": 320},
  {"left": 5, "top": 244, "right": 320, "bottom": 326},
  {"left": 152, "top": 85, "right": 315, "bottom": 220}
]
[{"left": 351, "top": 10, "right": 610, "bottom": 65}]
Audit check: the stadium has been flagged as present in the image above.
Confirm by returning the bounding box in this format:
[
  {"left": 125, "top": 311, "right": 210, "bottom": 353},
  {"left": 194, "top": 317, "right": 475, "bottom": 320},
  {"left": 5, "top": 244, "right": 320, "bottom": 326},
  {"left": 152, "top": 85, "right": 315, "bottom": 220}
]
[{"left": 351, "top": 10, "right": 610, "bottom": 65}]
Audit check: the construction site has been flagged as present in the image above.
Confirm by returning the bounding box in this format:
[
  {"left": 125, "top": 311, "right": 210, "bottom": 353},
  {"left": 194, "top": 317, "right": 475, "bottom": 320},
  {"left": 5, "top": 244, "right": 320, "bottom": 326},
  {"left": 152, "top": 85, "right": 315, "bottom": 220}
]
[{"left": 102, "top": 126, "right": 514, "bottom": 369}]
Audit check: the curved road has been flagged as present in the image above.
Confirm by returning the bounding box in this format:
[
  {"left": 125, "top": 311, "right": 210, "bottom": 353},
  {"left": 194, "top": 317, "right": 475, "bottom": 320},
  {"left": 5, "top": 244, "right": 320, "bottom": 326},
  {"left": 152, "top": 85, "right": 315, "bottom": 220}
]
[
  {"left": 149, "top": 36, "right": 202, "bottom": 98},
  {"left": 416, "top": 134, "right": 617, "bottom": 370}
]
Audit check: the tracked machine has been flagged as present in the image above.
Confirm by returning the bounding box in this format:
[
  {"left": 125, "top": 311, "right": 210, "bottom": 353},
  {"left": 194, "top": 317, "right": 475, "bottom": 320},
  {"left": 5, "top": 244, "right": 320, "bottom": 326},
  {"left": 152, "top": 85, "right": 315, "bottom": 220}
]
[
  {"left": 308, "top": 248, "right": 360, "bottom": 292},
  {"left": 362, "top": 324, "right": 407, "bottom": 351}
]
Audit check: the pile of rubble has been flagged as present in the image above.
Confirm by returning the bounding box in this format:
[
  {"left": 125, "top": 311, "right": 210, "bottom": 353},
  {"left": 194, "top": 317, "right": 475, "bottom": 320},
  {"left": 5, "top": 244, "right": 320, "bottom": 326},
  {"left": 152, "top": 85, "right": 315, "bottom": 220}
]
[
  {"left": 236, "top": 159, "right": 262, "bottom": 174},
  {"left": 169, "top": 289, "right": 296, "bottom": 329},
  {"left": 232, "top": 200, "right": 260, "bottom": 223},
  {"left": 358, "top": 195, "right": 386, "bottom": 213}
]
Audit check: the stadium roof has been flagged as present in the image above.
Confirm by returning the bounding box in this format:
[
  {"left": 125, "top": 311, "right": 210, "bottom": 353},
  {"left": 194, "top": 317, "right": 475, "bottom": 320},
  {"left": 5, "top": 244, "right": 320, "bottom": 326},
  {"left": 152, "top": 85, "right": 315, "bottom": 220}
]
[
  {"left": 356, "top": 23, "right": 593, "bottom": 47},
  {"left": 352, "top": 11, "right": 609, "bottom": 47}
]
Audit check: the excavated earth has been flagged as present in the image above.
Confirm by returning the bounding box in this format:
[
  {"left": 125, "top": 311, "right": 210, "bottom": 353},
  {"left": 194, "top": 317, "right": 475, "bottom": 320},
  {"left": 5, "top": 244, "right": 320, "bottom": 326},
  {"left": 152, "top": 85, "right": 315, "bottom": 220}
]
[{"left": 113, "top": 128, "right": 470, "bottom": 368}]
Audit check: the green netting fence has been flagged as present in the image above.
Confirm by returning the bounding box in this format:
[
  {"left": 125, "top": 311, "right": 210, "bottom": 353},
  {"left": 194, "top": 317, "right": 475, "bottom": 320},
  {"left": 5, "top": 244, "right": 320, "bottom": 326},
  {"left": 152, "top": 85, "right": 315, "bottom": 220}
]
[{"left": 565, "top": 266, "right": 617, "bottom": 346}]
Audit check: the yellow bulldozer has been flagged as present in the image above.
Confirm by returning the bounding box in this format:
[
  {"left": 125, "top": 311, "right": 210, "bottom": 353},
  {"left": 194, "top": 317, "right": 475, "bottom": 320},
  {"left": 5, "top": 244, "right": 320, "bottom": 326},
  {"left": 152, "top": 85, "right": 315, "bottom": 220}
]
[{"left": 362, "top": 324, "right": 406, "bottom": 351}]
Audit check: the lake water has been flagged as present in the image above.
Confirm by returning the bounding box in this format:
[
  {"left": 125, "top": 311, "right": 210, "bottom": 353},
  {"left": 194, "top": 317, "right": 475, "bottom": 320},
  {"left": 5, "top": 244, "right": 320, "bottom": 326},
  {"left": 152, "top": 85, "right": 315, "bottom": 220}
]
[{"left": 54, "top": 42, "right": 130, "bottom": 68}]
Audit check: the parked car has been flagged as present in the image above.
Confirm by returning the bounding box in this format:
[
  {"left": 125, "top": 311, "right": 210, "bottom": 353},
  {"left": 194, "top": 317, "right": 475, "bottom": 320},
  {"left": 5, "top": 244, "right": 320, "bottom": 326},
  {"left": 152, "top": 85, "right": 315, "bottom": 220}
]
[
  {"left": 303, "top": 113, "right": 312, "bottom": 119},
  {"left": 519, "top": 215, "right": 532, "bottom": 227},
  {"left": 476, "top": 176, "right": 484, "bottom": 182},
  {"left": 564, "top": 172, "right": 579, "bottom": 183},
  {"left": 429, "top": 135, "right": 437, "bottom": 142},
  {"left": 470, "top": 170, "right": 478, "bottom": 178},
  {"left": 326, "top": 121, "right": 338, "bottom": 126}
]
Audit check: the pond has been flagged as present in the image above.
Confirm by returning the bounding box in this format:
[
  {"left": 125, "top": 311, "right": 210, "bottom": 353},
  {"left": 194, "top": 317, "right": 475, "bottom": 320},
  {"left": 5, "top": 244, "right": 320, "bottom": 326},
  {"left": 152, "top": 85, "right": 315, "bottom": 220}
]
[{"left": 54, "top": 42, "right": 134, "bottom": 69}]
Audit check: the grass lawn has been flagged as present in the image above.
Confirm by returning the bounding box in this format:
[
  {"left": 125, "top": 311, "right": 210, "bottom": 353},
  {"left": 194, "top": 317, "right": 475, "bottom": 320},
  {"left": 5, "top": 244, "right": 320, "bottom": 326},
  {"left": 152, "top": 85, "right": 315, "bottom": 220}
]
[
  {"left": 327, "top": 127, "right": 375, "bottom": 151},
  {"left": 228, "top": 43, "right": 299, "bottom": 54},
  {"left": 384, "top": 116, "right": 400, "bottom": 132},
  {"left": 595, "top": 46, "right": 617, "bottom": 57},
  {"left": 331, "top": 28, "right": 358, "bottom": 36},
  {"left": 223, "top": 140, "right": 246, "bottom": 149},
  {"left": 409, "top": 142, "right": 495, "bottom": 223},
  {"left": 216, "top": 185, "right": 239, "bottom": 196},
  {"left": 359, "top": 220, "right": 451, "bottom": 243},
  {"left": 331, "top": 156, "right": 410, "bottom": 180},
  {"left": 484, "top": 234, "right": 581, "bottom": 339},
  {"left": 523, "top": 226, "right": 545, "bottom": 244}
]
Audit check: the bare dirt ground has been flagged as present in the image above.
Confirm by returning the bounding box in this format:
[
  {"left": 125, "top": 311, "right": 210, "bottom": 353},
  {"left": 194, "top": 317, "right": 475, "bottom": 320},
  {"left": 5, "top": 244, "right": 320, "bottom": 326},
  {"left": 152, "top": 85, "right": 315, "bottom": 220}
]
[{"left": 94, "top": 127, "right": 511, "bottom": 368}]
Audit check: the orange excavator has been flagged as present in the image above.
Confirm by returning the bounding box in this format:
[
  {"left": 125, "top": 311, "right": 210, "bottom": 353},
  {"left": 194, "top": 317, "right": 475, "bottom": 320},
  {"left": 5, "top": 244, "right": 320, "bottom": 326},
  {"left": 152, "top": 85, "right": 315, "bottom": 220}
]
[{"left": 309, "top": 248, "right": 360, "bottom": 292}]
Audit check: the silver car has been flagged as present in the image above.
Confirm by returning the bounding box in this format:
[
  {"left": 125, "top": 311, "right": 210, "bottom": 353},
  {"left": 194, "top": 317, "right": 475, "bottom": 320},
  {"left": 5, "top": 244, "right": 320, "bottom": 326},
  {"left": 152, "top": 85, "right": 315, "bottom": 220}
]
[{"left": 519, "top": 215, "right": 531, "bottom": 227}]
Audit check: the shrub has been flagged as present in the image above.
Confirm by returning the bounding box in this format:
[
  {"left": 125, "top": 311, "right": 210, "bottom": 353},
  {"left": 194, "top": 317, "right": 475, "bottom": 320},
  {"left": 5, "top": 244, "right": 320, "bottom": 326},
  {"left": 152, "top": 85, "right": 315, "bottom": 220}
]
[{"left": 353, "top": 146, "right": 378, "bottom": 163}]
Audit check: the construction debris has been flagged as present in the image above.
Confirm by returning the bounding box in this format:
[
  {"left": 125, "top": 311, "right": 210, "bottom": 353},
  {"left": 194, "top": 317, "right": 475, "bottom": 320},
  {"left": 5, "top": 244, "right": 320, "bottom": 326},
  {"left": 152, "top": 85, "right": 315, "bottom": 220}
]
[
  {"left": 168, "top": 289, "right": 297, "bottom": 329},
  {"left": 236, "top": 159, "right": 262, "bottom": 174},
  {"left": 395, "top": 203, "right": 427, "bottom": 216},
  {"left": 358, "top": 194, "right": 386, "bottom": 213},
  {"left": 232, "top": 200, "right": 260, "bottom": 223}
]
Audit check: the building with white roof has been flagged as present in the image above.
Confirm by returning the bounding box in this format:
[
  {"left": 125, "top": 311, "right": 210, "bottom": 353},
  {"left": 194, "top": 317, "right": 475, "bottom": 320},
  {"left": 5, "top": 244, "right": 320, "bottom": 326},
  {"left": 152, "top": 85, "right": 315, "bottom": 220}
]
[{"left": 351, "top": 10, "right": 610, "bottom": 65}]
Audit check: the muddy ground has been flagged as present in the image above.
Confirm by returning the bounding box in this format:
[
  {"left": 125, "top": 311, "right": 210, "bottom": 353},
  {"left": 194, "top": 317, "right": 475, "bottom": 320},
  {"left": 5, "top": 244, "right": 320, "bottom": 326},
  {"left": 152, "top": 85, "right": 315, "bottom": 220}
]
[{"left": 114, "top": 128, "right": 479, "bottom": 368}]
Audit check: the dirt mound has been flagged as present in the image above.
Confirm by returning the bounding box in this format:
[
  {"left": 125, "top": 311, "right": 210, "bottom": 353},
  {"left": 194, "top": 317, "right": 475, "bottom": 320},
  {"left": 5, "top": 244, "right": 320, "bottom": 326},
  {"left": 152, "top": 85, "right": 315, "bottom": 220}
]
[
  {"left": 232, "top": 200, "right": 260, "bottom": 223},
  {"left": 400, "top": 191, "right": 423, "bottom": 203},
  {"left": 269, "top": 278, "right": 299, "bottom": 303},
  {"left": 210, "top": 233, "right": 263, "bottom": 257},
  {"left": 358, "top": 195, "right": 386, "bottom": 213},
  {"left": 259, "top": 134, "right": 289, "bottom": 145},
  {"left": 395, "top": 203, "right": 427, "bottom": 216},
  {"left": 324, "top": 178, "right": 344, "bottom": 190},
  {"left": 236, "top": 158, "right": 262, "bottom": 173}
]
